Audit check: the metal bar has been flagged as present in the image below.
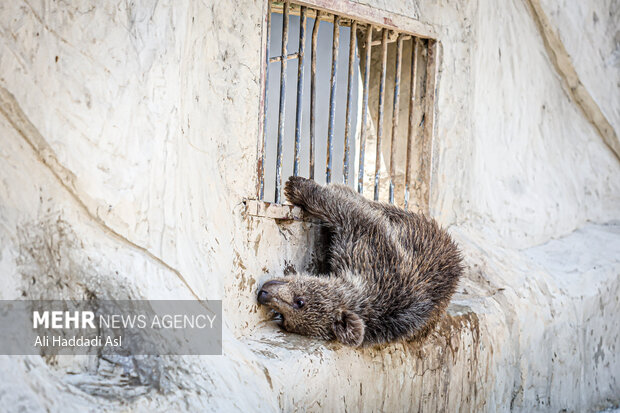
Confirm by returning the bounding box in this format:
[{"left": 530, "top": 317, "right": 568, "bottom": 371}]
[
  {"left": 388, "top": 34, "right": 403, "bottom": 204},
  {"left": 374, "top": 28, "right": 388, "bottom": 201},
  {"left": 275, "top": 2, "right": 289, "bottom": 204},
  {"left": 419, "top": 39, "right": 437, "bottom": 214},
  {"left": 357, "top": 24, "right": 372, "bottom": 194},
  {"left": 269, "top": 52, "right": 300, "bottom": 63},
  {"left": 293, "top": 6, "right": 307, "bottom": 176},
  {"left": 326, "top": 15, "right": 341, "bottom": 184},
  {"left": 404, "top": 38, "right": 419, "bottom": 210},
  {"left": 343, "top": 21, "right": 357, "bottom": 185},
  {"left": 309, "top": 12, "right": 321, "bottom": 180},
  {"left": 259, "top": 2, "right": 272, "bottom": 200}
]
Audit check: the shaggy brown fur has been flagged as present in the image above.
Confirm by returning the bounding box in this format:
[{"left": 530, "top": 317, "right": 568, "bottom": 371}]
[{"left": 257, "top": 176, "right": 463, "bottom": 347}]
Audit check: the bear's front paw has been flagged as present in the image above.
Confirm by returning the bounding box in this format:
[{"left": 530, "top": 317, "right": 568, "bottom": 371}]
[{"left": 284, "top": 176, "right": 312, "bottom": 206}]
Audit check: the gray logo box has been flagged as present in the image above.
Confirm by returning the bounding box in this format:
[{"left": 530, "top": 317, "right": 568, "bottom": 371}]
[{"left": 0, "top": 300, "right": 222, "bottom": 355}]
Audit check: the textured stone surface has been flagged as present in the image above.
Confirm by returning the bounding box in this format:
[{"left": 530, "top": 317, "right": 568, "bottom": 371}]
[
  {"left": 539, "top": 0, "right": 620, "bottom": 138},
  {"left": 0, "top": 0, "right": 618, "bottom": 411}
]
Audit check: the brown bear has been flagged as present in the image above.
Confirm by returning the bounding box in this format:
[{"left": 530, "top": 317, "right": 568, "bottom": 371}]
[{"left": 257, "top": 176, "right": 463, "bottom": 347}]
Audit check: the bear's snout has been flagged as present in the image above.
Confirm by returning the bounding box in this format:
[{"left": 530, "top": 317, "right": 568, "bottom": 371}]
[{"left": 257, "top": 280, "right": 286, "bottom": 305}]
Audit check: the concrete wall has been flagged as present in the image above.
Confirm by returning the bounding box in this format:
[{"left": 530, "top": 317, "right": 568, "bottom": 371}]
[{"left": 0, "top": 0, "right": 618, "bottom": 411}]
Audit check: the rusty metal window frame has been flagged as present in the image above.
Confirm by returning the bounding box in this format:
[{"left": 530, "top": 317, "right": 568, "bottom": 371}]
[{"left": 248, "top": 0, "right": 438, "bottom": 220}]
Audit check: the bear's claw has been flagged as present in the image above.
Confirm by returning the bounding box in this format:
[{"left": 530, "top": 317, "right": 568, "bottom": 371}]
[{"left": 284, "top": 176, "right": 310, "bottom": 206}]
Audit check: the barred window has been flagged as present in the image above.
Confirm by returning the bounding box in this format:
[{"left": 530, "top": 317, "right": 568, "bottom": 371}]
[{"left": 253, "top": 1, "right": 437, "bottom": 216}]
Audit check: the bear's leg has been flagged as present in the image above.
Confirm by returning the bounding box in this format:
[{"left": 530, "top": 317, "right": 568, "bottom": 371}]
[{"left": 284, "top": 176, "right": 383, "bottom": 229}]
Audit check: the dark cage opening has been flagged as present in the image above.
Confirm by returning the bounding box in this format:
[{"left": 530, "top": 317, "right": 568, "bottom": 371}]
[{"left": 257, "top": 1, "right": 437, "bottom": 212}]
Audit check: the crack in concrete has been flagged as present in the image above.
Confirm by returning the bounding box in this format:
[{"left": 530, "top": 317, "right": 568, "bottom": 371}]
[
  {"left": 524, "top": 0, "right": 620, "bottom": 162},
  {"left": 0, "top": 86, "right": 203, "bottom": 301}
]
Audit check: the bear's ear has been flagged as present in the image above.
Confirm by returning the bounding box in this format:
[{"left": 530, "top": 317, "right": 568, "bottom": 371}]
[{"left": 332, "top": 309, "right": 365, "bottom": 347}]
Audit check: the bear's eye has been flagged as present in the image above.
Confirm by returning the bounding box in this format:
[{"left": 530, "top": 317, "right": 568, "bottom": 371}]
[{"left": 293, "top": 298, "right": 305, "bottom": 309}]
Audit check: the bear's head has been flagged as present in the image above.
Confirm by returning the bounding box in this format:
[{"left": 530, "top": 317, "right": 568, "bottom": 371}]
[{"left": 257, "top": 274, "right": 365, "bottom": 347}]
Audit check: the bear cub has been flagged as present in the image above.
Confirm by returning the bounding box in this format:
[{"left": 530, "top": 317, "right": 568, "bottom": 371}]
[{"left": 257, "top": 176, "right": 463, "bottom": 347}]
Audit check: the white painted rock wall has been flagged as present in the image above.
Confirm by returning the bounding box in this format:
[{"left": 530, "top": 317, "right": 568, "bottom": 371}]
[{"left": 0, "top": 0, "right": 618, "bottom": 412}]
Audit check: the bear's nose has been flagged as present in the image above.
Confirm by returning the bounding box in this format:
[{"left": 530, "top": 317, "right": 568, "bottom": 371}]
[
  {"left": 257, "top": 289, "right": 270, "bottom": 304},
  {"left": 257, "top": 280, "right": 285, "bottom": 304}
]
